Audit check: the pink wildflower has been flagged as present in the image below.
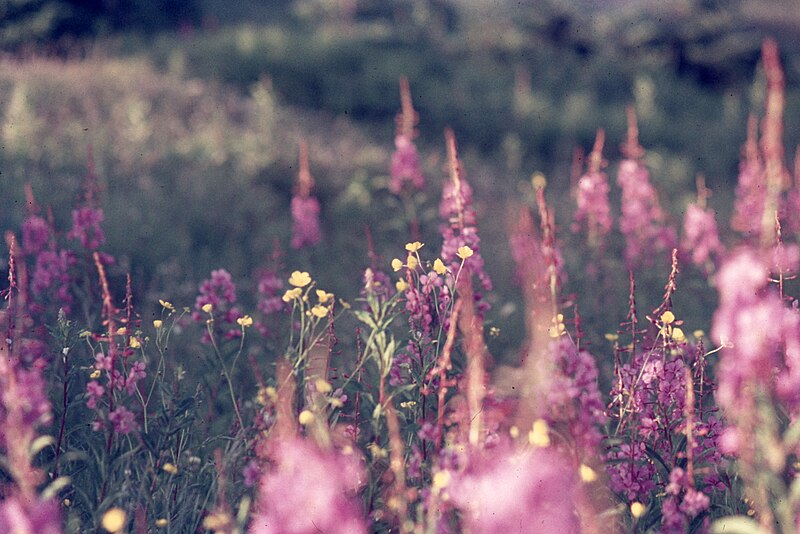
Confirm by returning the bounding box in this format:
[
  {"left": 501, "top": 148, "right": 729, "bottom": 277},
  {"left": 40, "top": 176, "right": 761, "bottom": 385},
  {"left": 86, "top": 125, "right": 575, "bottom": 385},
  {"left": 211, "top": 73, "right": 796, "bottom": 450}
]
[
  {"left": 193, "top": 269, "right": 242, "bottom": 341},
  {"left": 617, "top": 107, "right": 676, "bottom": 269},
  {"left": 573, "top": 129, "right": 612, "bottom": 246},
  {"left": 21, "top": 216, "right": 50, "bottom": 256},
  {"left": 249, "top": 438, "right": 366, "bottom": 534},
  {"left": 290, "top": 140, "right": 322, "bottom": 249},
  {"left": 731, "top": 115, "right": 766, "bottom": 239},
  {"left": 108, "top": 406, "right": 138, "bottom": 435},
  {"left": 67, "top": 207, "right": 106, "bottom": 250},
  {"left": 447, "top": 445, "right": 581, "bottom": 533},
  {"left": 439, "top": 129, "right": 492, "bottom": 306},
  {"left": 389, "top": 77, "right": 424, "bottom": 193},
  {"left": 0, "top": 495, "right": 62, "bottom": 534}
]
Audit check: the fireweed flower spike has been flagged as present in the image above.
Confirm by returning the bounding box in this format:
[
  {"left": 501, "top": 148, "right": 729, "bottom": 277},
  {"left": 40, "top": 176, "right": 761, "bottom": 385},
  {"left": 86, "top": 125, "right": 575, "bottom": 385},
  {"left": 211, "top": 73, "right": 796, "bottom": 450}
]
[
  {"left": 617, "top": 106, "right": 676, "bottom": 269},
  {"left": 389, "top": 77, "right": 425, "bottom": 194},
  {"left": 290, "top": 139, "right": 322, "bottom": 249},
  {"left": 572, "top": 128, "right": 612, "bottom": 247},
  {"left": 440, "top": 129, "right": 492, "bottom": 314},
  {"left": 680, "top": 175, "right": 724, "bottom": 271}
]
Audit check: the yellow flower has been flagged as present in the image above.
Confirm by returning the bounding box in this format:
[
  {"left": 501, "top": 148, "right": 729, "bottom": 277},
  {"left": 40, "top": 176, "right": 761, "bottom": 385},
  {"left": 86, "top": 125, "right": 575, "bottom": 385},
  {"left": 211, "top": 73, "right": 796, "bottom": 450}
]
[
  {"left": 288, "top": 270, "right": 312, "bottom": 287},
  {"left": 101, "top": 507, "right": 127, "bottom": 532},
  {"left": 509, "top": 425, "right": 520, "bottom": 439},
  {"left": 202, "top": 512, "right": 232, "bottom": 531},
  {"left": 257, "top": 386, "right": 277, "bottom": 405},
  {"left": 456, "top": 246, "right": 474, "bottom": 260},
  {"left": 630, "top": 502, "right": 647, "bottom": 518},
  {"left": 159, "top": 299, "right": 175, "bottom": 311},
  {"left": 116, "top": 327, "right": 127, "bottom": 336},
  {"left": 531, "top": 171, "right": 547, "bottom": 190},
  {"left": 391, "top": 258, "right": 403, "bottom": 272},
  {"left": 433, "top": 258, "right": 447, "bottom": 275},
  {"left": 282, "top": 288, "right": 302, "bottom": 302},
  {"left": 237, "top": 315, "right": 253, "bottom": 327},
  {"left": 671, "top": 327, "right": 686, "bottom": 343},
  {"left": 129, "top": 337, "right": 141, "bottom": 349},
  {"left": 311, "top": 305, "right": 329, "bottom": 318},
  {"left": 202, "top": 303, "right": 213, "bottom": 314},
  {"left": 406, "top": 253, "right": 418, "bottom": 270},
  {"left": 315, "top": 379, "right": 333, "bottom": 394},
  {"left": 155, "top": 518, "right": 168, "bottom": 528},
  {"left": 579, "top": 464, "right": 598, "bottom": 483},
  {"left": 90, "top": 369, "right": 101, "bottom": 379},
  {"left": 605, "top": 333, "right": 619, "bottom": 341},
  {"left": 316, "top": 289, "right": 334, "bottom": 303},
  {"left": 162, "top": 462, "right": 178, "bottom": 475},
  {"left": 528, "top": 419, "right": 550, "bottom": 447},
  {"left": 660, "top": 310, "right": 675, "bottom": 324},
  {"left": 395, "top": 279, "right": 408, "bottom": 292},
  {"left": 405, "top": 241, "right": 424, "bottom": 252},
  {"left": 153, "top": 319, "right": 163, "bottom": 329},
  {"left": 432, "top": 470, "right": 450, "bottom": 490},
  {"left": 694, "top": 329, "right": 705, "bottom": 339},
  {"left": 298, "top": 410, "right": 315, "bottom": 425}
]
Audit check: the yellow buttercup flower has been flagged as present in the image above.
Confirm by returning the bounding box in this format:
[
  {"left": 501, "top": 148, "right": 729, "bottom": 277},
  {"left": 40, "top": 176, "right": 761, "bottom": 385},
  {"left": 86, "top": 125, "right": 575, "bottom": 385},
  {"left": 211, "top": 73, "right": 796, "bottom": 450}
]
[
  {"left": 406, "top": 253, "right": 418, "bottom": 270},
  {"left": 405, "top": 241, "right": 424, "bottom": 253},
  {"left": 391, "top": 258, "right": 403, "bottom": 272},
  {"left": 671, "top": 327, "right": 686, "bottom": 343},
  {"left": 288, "top": 270, "right": 312, "bottom": 287},
  {"left": 129, "top": 337, "right": 141, "bottom": 349},
  {"left": 90, "top": 369, "right": 101, "bottom": 379},
  {"left": 159, "top": 299, "right": 175, "bottom": 311},
  {"left": 395, "top": 279, "right": 408, "bottom": 292},
  {"left": 298, "top": 410, "right": 315, "bottom": 425},
  {"left": 237, "top": 315, "right": 254, "bottom": 327},
  {"left": 660, "top": 310, "right": 675, "bottom": 324},
  {"left": 153, "top": 319, "right": 163, "bottom": 329},
  {"left": 456, "top": 246, "right": 474, "bottom": 260},
  {"left": 315, "top": 379, "right": 333, "bottom": 394},
  {"left": 529, "top": 419, "right": 550, "bottom": 447},
  {"left": 311, "top": 305, "right": 329, "bottom": 318},
  {"left": 155, "top": 518, "right": 168, "bottom": 528},
  {"left": 101, "top": 507, "right": 127, "bottom": 532},
  {"left": 202, "top": 303, "right": 213, "bottom": 314},
  {"left": 282, "top": 288, "right": 302, "bottom": 302},
  {"left": 579, "top": 464, "right": 598, "bottom": 483},
  {"left": 162, "top": 462, "right": 178, "bottom": 475},
  {"left": 316, "top": 289, "right": 334, "bottom": 303},
  {"left": 433, "top": 258, "right": 447, "bottom": 275},
  {"left": 432, "top": 470, "right": 450, "bottom": 490},
  {"left": 630, "top": 502, "right": 646, "bottom": 518}
]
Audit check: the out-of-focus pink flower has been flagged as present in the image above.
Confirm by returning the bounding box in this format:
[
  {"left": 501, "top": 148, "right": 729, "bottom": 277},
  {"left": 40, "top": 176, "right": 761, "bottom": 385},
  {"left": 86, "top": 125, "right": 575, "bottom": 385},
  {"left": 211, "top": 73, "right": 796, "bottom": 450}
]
[
  {"left": 712, "top": 247, "right": 800, "bottom": 449},
  {"left": 290, "top": 196, "right": 321, "bottom": 249},
  {"left": 290, "top": 140, "right": 322, "bottom": 250},
  {"left": 446, "top": 445, "right": 581, "bottom": 533},
  {"left": 439, "top": 130, "right": 492, "bottom": 308},
  {"left": 193, "top": 269, "right": 242, "bottom": 342},
  {"left": 617, "top": 107, "right": 676, "bottom": 269},
  {"left": 0, "top": 494, "right": 62, "bottom": 534},
  {"left": 573, "top": 129, "right": 612, "bottom": 246},
  {"left": 681, "top": 202, "right": 724, "bottom": 270},
  {"left": 389, "top": 77, "right": 425, "bottom": 194},
  {"left": 67, "top": 207, "right": 106, "bottom": 250},
  {"left": 108, "top": 406, "right": 138, "bottom": 435},
  {"left": 249, "top": 438, "right": 366, "bottom": 534},
  {"left": 21, "top": 216, "right": 51, "bottom": 256},
  {"left": 30, "top": 249, "right": 74, "bottom": 312},
  {"left": 390, "top": 135, "right": 424, "bottom": 194},
  {"left": 731, "top": 116, "right": 766, "bottom": 239}
]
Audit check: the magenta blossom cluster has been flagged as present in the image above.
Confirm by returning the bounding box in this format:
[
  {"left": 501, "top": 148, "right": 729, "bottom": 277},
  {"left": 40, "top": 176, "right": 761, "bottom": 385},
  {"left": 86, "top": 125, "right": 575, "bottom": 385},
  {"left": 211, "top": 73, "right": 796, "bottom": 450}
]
[
  {"left": 573, "top": 129, "right": 612, "bottom": 246},
  {"left": 255, "top": 268, "right": 285, "bottom": 336},
  {"left": 86, "top": 353, "right": 147, "bottom": 435},
  {"left": 290, "top": 195, "right": 322, "bottom": 249},
  {"left": 660, "top": 467, "right": 711, "bottom": 534},
  {"left": 681, "top": 202, "right": 724, "bottom": 270},
  {"left": 617, "top": 158, "right": 676, "bottom": 269},
  {"left": 21, "top": 215, "right": 51, "bottom": 256},
  {"left": 67, "top": 207, "right": 106, "bottom": 250},
  {"left": 439, "top": 131, "right": 492, "bottom": 315},
  {"left": 445, "top": 444, "right": 582, "bottom": 533},
  {"left": 712, "top": 247, "right": 800, "bottom": 451},
  {"left": 193, "top": 269, "right": 243, "bottom": 342},
  {"left": 30, "top": 249, "right": 74, "bottom": 314},
  {"left": 389, "top": 135, "right": 425, "bottom": 194},
  {"left": 541, "top": 337, "right": 606, "bottom": 462},
  {"left": 249, "top": 438, "right": 366, "bottom": 534}
]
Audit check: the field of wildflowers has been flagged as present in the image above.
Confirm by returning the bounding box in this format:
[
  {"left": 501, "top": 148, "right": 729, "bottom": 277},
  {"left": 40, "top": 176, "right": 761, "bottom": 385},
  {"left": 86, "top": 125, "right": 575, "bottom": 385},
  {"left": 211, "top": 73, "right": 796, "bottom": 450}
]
[{"left": 4, "top": 8, "right": 800, "bottom": 532}]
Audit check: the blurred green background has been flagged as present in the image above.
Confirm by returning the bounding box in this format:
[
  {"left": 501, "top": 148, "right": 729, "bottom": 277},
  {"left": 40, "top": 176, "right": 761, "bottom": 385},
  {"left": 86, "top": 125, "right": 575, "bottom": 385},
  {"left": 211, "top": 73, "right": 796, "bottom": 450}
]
[{"left": 2, "top": 0, "right": 800, "bottom": 363}]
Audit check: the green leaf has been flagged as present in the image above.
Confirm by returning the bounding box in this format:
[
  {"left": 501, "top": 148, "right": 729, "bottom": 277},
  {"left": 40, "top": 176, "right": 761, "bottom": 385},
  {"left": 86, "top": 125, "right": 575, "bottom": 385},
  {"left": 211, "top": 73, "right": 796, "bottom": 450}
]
[{"left": 710, "top": 516, "right": 766, "bottom": 534}]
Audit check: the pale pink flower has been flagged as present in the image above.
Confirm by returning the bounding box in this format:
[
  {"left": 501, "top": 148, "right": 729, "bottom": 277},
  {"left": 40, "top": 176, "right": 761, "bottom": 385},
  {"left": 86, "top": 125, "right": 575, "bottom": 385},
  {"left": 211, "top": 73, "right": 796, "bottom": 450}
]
[{"left": 249, "top": 438, "right": 366, "bottom": 534}]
